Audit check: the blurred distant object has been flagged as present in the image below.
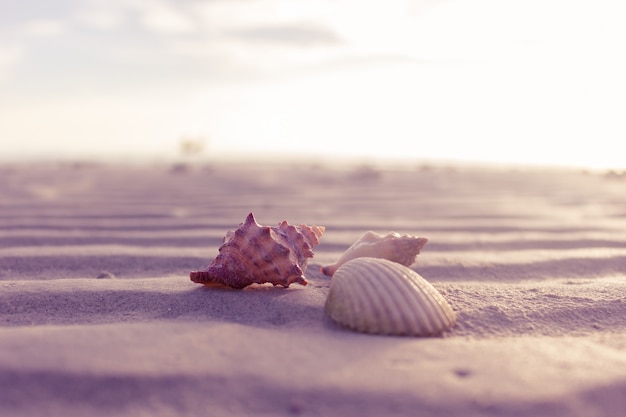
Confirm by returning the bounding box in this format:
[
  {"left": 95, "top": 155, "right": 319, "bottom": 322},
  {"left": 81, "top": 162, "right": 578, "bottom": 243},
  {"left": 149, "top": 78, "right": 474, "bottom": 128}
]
[
  {"left": 604, "top": 170, "right": 625, "bottom": 180},
  {"left": 348, "top": 164, "right": 382, "bottom": 182},
  {"left": 179, "top": 135, "right": 207, "bottom": 156}
]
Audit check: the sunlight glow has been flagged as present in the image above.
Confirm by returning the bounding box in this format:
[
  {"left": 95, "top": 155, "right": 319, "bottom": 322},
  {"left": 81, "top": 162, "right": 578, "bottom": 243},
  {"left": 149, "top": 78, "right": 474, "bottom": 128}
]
[
  {"left": 197, "top": 0, "right": 626, "bottom": 168},
  {"left": 1, "top": 0, "right": 624, "bottom": 169}
]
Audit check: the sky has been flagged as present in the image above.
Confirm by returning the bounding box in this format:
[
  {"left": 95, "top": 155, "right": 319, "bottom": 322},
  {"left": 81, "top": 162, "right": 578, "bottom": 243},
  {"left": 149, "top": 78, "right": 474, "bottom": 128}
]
[{"left": 1, "top": 0, "right": 625, "bottom": 168}]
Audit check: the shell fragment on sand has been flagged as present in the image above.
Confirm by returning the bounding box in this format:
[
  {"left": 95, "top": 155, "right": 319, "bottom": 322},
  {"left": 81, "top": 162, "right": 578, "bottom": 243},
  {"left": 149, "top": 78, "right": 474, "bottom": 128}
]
[{"left": 321, "top": 231, "right": 428, "bottom": 276}]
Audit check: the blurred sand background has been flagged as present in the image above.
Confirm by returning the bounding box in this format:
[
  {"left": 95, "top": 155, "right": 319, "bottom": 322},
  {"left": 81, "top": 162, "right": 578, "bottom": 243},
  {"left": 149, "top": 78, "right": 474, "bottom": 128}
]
[{"left": 1, "top": 161, "right": 625, "bottom": 416}]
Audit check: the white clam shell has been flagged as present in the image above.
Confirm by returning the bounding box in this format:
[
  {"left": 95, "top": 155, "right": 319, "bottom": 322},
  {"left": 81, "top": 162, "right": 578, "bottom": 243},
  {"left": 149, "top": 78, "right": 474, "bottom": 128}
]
[{"left": 325, "top": 257, "right": 456, "bottom": 336}]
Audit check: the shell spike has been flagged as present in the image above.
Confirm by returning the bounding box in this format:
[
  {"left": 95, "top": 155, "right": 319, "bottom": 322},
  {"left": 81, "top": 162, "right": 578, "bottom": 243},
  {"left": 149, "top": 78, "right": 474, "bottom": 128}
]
[{"left": 244, "top": 212, "right": 259, "bottom": 226}]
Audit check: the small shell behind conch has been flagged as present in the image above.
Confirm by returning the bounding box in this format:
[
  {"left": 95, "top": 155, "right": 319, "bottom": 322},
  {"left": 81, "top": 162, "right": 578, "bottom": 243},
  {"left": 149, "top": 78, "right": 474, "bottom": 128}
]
[
  {"left": 321, "top": 231, "right": 428, "bottom": 276},
  {"left": 190, "top": 213, "right": 324, "bottom": 289},
  {"left": 325, "top": 257, "right": 456, "bottom": 337}
]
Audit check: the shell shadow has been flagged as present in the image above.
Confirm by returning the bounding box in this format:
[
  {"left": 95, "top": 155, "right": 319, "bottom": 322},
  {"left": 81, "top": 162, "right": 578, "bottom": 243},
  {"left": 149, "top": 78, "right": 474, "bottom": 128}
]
[
  {"left": 181, "top": 263, "right": 332, "bottom": 328},
  {"left": 1, "top": 271, "right": 332, "bottom": 329}
]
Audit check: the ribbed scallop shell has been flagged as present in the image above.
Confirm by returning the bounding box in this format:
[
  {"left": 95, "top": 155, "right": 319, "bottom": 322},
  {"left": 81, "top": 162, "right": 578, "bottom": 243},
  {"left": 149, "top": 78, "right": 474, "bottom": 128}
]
[
  {"left": 321, "top": 231, "right": 428, "bottom": 276},
  {"left": 190, "top": 212, "right": 325, "bottom": 289},
  {"left": 325, "top": 257, "right": 456, "bottom": 336}
]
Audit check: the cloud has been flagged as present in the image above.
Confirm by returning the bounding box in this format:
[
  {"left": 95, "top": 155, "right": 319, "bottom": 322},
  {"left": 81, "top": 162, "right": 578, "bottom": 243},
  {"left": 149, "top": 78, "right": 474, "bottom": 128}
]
[
  {"left": 225, "top": 23, "right": 341, "bottom": 47},
  {"left": 0, "top": 44, "right": 24, "bottom": 84},
  {"left": 74, "top": 7, "right": 125, "bottom": 30},
  {"left": 0, "top": 0, "right": 416, "bottom": 92},
  {"left": 74, "top": 0, "right": 196, "bottom": 34},
  {"left": 21, "top": 19, "right": 68, "bottom": 37},
  {"left": 138, "top": 3, "right": 197, "bottom": 35}
]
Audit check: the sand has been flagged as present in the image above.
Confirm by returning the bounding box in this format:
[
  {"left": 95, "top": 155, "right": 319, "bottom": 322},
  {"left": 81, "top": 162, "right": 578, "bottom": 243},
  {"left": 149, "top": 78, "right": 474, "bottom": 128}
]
[{"left": 1, "top": 161, "right": 625, "bottom": 416}]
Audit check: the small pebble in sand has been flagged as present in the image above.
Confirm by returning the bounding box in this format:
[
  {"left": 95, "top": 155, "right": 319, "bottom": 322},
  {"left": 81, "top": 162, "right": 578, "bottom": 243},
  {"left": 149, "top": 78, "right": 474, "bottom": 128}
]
[{"left": 453, "top": 368, "right": 473, "bottom": 378}]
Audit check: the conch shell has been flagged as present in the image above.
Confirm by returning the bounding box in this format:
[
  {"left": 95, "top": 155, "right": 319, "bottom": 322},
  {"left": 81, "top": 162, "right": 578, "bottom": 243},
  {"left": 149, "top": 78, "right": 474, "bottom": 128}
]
[
  {"left": 190, "top": 213, "right": 324, "bottom": 289},
  {"left": 321, "top": 231, "right": 428, "bottom": 276},
  {"left": 325, "top": 257, "right": 456, "bottom": 336}
]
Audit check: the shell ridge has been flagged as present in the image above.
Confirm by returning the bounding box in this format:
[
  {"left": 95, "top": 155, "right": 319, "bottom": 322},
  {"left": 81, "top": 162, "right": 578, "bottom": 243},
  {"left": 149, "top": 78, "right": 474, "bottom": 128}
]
[
  {"left": 349, "top": 263, "right": 380, "bottom": 333},
  {"left": 400, "top": 269, "right": 448, "bottom": 335},
  {"left": 407, "top": 275, "right": 440, "bottom": 335},
  {"left": 427, "top": 286, "right": 454, "bottom": 330},
  {"left": 380, "top": 263, "right": 424, "bottom": 333},
  {"left": 406, "top": 272, "right": 455, "bottom": 332},
  {"left": 328, "top": 268, "right": 359, "bottom": 331},
  {"left": 335, "top": 262, "right": 380, "bottom": 333},
  {"left": 374, "top": 259, "right": 417, "bottom": 335},
  {"left": 388, "top": 261, "right": 432, "bottom": 335},
  {"left": 359, "top": 261, "right": 394, "bottom": 334},
  {"left": 392, "top": 268, "right": 440, "bottom": 335}
]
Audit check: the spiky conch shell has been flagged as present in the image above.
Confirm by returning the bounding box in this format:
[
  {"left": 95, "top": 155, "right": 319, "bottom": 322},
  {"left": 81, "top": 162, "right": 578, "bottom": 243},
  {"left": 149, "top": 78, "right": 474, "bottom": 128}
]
[
  {"left": 325, "top": 257, "right": 456, "bottom": 336},
  {"left": 321, "top": 231, "right": 428, "bottom": 276},
  {"left": 190, "top": 213, "right": 325, "bottom": 289}
]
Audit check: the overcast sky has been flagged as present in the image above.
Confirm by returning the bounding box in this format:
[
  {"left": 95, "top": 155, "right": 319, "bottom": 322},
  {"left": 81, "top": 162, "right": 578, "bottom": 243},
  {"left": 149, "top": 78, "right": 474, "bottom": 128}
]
[{"left": 1, "top": 0, "right": 625, "bottom": 168}]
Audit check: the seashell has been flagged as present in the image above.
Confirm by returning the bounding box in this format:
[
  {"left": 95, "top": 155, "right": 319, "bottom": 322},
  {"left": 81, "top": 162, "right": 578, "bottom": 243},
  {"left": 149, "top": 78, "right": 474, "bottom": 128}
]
[
  {"left": 321, "top": 231, "right": 428, "bottom": 276},
  {"left": 190, "top": 212, "right": 325, "bottom": 289},
  {"left": 325, "top": 257, "right": 456, "bottom": 336}
]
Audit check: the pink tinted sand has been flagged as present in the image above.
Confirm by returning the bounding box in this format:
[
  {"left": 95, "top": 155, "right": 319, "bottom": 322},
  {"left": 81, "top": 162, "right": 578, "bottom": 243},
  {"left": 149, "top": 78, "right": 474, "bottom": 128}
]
[{"left": 0, "top": 161, "right": 625, "bottom": 416}]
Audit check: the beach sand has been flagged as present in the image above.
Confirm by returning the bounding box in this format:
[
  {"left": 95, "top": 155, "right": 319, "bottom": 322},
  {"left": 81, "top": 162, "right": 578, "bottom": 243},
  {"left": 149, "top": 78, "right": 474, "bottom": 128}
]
[{"left": 1, "top": 161, "right": 625, "bottom": 416}]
